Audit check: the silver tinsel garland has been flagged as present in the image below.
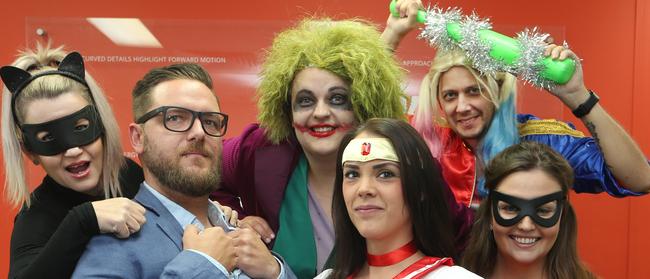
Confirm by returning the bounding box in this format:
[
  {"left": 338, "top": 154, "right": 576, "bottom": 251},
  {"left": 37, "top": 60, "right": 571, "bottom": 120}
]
[
  {"left": 515, "top": 28, "right": 556, "bottom": 90},
  {"left": 418, "top": 6, "right": 560, "bottom": 89},
  {"left": 417, "top": 5, "right": 462, "bottom": 52},
  {"left": 457, "top": 12, "right": 504, "bottom": 77}
]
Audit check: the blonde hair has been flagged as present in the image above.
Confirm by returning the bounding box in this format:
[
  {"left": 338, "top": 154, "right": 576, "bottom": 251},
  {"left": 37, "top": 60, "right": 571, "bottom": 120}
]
[
  {"left": 2, "top": 44, "right": 125, "bottom": 208},
  {"left": 413, "top": 49, "right": 517, "bottom": 158},
  {"left": 257, "top": 18, "right": 408, "bottom": 144}
]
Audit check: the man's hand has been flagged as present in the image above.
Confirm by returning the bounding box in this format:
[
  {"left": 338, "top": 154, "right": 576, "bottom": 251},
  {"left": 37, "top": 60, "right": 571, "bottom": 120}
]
[
  {"left": 182, "top": 224, "right": 236, "bottom": 271},
  {"left": 231, "top": 228, "right": 280, "bottom": 279},
  {"left": 382, "top": 0, "right": 423, "bottom": 50},
  {"left": 543, "top": 44, "right": 590, "bottom": 109}
]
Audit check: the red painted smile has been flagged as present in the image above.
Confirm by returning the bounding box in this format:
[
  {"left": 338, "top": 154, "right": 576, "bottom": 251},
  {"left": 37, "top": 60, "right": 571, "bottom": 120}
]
[{"left": 294, "top": 123, "right": 354, "bottom": 139}]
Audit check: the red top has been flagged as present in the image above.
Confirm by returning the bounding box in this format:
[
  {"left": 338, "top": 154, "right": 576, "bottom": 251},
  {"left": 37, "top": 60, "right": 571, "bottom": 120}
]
[{"left": 438, "top": 127, "right": 477, "bottom": 208}]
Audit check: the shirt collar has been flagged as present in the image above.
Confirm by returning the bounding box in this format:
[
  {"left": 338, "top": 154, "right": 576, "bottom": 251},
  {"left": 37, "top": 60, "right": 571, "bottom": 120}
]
[{"left": 142, "top": 182, "right": 235, "bottom": 232}]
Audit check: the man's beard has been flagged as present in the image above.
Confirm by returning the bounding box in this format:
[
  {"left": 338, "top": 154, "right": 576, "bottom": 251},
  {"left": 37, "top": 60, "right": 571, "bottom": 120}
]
[{"left": 141, "top": 136, "right": 220, "bottom": 197}]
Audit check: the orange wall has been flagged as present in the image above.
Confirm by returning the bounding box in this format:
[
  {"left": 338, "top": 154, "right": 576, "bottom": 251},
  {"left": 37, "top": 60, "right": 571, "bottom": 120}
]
[{"left": 1, "top": 1, "right": 648, "bottom": 278}]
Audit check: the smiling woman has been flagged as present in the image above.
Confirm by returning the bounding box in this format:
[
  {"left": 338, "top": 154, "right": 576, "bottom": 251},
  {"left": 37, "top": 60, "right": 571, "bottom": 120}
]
[
  {"left": 0, "top": 45, "right": 145, "bottom": 279},
  {"left": 462, "top": 141, "right": 596, "bottom": 279},
  {"left": 290, "top": 67, "right": 357, "bottom": 158},
  {"left": 210, "top": 17, "right": 411, "bottom": 278}
]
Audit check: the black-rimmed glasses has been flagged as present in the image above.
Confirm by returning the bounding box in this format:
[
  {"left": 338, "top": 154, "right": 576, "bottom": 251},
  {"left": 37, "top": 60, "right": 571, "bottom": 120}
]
[{"left": 136, "top": 106, "right": 228, "bottom": 137}]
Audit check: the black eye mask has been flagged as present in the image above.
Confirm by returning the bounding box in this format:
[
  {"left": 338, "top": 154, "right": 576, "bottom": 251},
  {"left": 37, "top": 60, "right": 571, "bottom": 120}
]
[
  {"left": 20, "top": 105, "right": 104, "bottom": 156},
  {"left": 491, "top": 191, "right": 565, "bottom": 228}
]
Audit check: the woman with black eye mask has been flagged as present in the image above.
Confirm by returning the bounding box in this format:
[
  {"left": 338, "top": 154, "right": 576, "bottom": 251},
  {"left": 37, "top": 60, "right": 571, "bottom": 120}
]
[
  {"left": 462, "top": 141, "right": 596, "bottom": 279},
  {"left": 1, "top": 45, "right": 145, "bottom": 279}
]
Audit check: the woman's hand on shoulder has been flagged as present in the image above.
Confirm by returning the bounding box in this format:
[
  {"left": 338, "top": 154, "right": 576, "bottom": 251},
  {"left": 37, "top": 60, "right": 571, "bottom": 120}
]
[
  {"left": 211, "top": 200, "right": 239, "bottom": 227},
  {"left": 92, "top": 197, "right": 146, "bottom": 238},
  {"left": 238, "top": 216, "right": 275, "bottom": 244}
]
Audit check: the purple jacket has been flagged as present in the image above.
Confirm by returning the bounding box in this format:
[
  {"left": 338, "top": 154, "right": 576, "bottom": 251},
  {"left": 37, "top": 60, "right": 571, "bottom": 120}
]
[
  {"left": 211, "top": 124, "right": 474, "bottom": 250},
  {"left": 211, "top": 123, "right": 300, "bottom": 233}
]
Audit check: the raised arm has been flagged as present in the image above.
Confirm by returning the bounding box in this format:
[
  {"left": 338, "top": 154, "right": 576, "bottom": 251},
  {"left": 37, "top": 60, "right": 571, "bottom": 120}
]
[
  {"left": 380, "top": 0, "right": 423, "bottom": 51},
  {"left": 545, "top": 45, "right": 650, "bottom": 193}
]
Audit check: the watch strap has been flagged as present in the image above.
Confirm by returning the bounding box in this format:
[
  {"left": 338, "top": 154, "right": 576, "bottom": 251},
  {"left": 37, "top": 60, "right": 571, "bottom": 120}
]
[{"left": 571, "top": 90, "right": 599, "bottom": 118}]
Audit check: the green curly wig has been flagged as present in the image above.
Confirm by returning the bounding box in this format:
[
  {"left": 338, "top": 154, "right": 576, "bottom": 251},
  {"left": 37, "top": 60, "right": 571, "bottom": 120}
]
[{"left": 257, "top": 18, "right": 408, "bottom": 144}]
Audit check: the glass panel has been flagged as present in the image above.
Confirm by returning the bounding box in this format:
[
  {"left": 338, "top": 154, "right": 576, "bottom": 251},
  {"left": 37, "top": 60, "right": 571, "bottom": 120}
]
[
  {"left": 26, "top": 17, "right": 290, "bottom": 158},
  {"left": 26, "top": 18, "right": 569, "bottom": 156}
]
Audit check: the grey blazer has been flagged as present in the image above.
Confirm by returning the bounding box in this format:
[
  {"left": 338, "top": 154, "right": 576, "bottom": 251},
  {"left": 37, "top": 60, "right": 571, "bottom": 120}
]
[{"left": 73, "top": 185, "right": 294, "bottom": 279}]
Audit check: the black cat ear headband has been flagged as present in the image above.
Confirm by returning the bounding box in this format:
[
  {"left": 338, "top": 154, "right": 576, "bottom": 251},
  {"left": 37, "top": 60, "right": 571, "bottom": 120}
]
[{"left": 0, "top": 52, "right": 91, "bottom": 125}]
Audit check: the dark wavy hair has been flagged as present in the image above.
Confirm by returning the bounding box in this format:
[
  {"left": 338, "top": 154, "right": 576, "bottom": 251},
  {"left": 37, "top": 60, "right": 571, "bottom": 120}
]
[
  {"left": 329, "top": 118, "right": 456, "bottom": 278},
  {"left": 462, "top": 141, "right": 596, "bottom": 279}
]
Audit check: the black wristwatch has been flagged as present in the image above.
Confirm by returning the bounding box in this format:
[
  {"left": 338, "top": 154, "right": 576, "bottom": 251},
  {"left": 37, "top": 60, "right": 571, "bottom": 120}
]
[{"left": 571, "top": 90, "right": 599, "bottom": 118}]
